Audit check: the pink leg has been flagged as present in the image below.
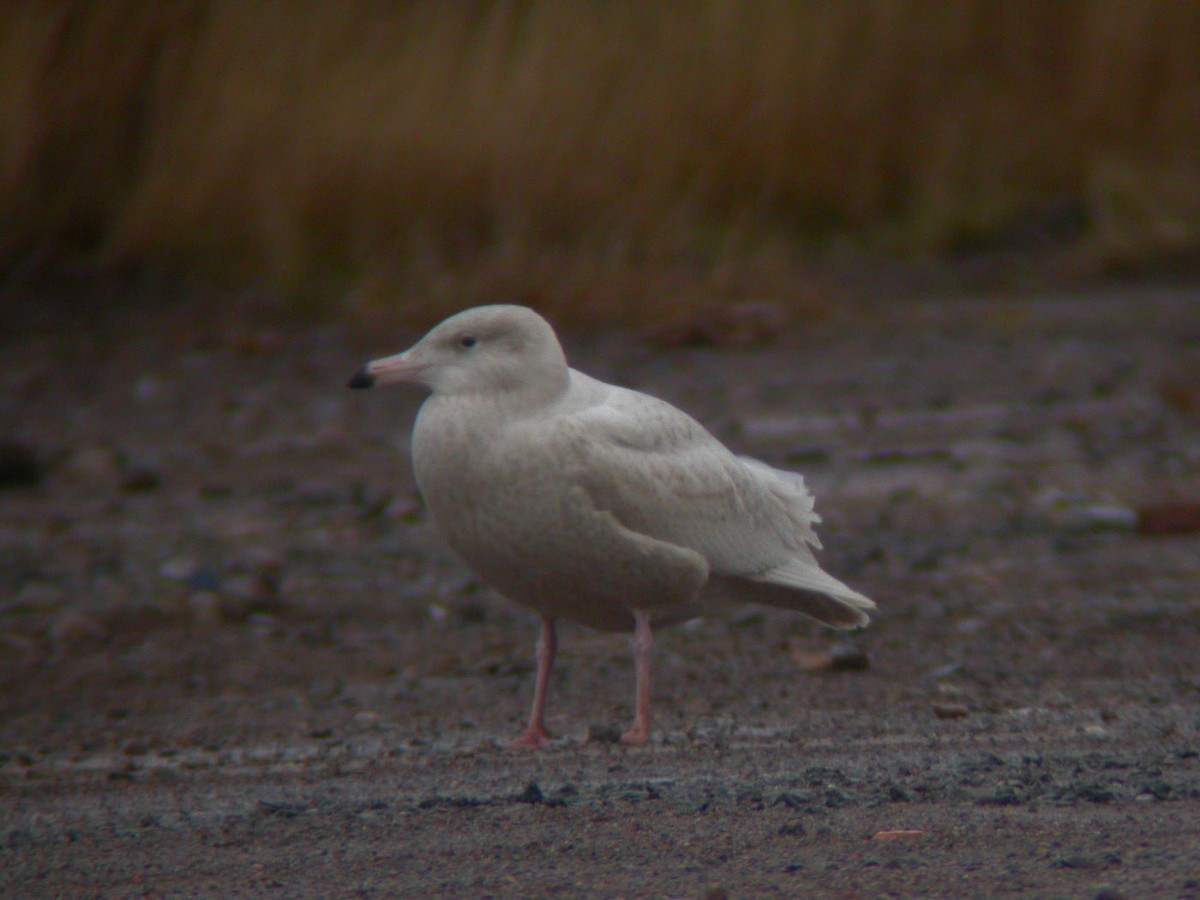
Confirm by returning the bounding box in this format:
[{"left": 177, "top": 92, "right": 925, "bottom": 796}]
[
  {"left": 509, "top": 617, "right": 557, "bottom": 750},
  {"left": 621, "top": 610, "right": 654, "bottom": 745}
]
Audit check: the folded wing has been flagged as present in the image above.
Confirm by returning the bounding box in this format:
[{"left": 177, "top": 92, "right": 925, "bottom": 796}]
[{"left": 548, "top": 375, "right": 876, "bottom": 628}]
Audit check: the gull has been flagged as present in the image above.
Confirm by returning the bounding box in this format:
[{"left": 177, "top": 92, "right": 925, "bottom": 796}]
[{"left": 350, "top": 305, "right": 875, "bottom": 748}]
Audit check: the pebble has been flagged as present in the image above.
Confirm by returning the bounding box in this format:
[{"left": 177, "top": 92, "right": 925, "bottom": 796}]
[
  {"left": 48, "top": 610, "right": 106, "bottom": 647},
  {"left": 13, "top": 583, "right": 65, "bottom": 613},
  {"left": 61, "top": 445, "right": 120, "bottom": 485},
  {"left": 828, "top": 643, "right": 871, "bottom": 671},
  {"left": 586, "top": 723, "right": 624, "bottom": 744},
  {"left": 120, "top": 466, "right": 161, "bottom": 493},
  {"left": 792, "top": 643, "right": 870, "bottom": 672},
  {"left": 0, "top": 440, "right": 44, "bottom": 488},
  {"left": 186, "top": 591, "right": 224, "bottom": 626},
  {"left": 931, "top": 702, "right": 970, "bottom": 720},
  {"left": 0, "top": 632, "right": 43, "bottom": 667},
  {"left": 1058, "top": 505, "right": 1137, "bottom": 532},
  {"left": 1136, "top": 501, "right": 1200, "bottom": 536},
  {"left": 514, "top": 782, "right": 544, "bottom": 804},
  {"left": 1035, "top": 488, "right": 1137, "bottom": 532}
]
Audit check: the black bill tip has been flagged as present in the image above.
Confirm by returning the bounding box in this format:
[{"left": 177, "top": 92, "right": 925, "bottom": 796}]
[{"left": 347, "top": 367, "right": 375, "bottom": 389}]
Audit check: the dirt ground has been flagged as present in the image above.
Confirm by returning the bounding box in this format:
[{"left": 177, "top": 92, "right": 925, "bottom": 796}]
[{"left": 2, "top": 286, "right": 1200, "bottom": 898}]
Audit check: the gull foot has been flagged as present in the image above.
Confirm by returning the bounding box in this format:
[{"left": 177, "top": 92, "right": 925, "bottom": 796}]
[
  {"left": 619, "top": 725, "right": 650, "bottom": 746},
  {"left": 508, "top": 727, "right": 553, "bottom": 751}
]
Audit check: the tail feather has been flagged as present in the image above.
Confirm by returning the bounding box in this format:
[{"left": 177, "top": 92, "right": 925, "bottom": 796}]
[{"left": 706, "top": 558, "right": 876, "bottom": 630}]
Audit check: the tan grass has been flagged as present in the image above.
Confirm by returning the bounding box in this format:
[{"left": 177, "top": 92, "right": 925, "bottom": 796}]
[{"left": 2, "top": 1, "right": 1198, "bottom": 322}]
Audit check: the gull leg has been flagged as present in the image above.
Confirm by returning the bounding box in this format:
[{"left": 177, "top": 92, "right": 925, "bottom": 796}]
[
  {"left": 509, "top": 617, "right": 557, "bottom": 750},
  {"left": 621, "top": 610, "right": 654, "bottom": 745}
]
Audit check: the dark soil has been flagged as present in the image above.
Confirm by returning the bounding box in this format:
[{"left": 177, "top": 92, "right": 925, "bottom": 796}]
[{"left": 3, "top": 288, "right": 1200, "bottom": 898}]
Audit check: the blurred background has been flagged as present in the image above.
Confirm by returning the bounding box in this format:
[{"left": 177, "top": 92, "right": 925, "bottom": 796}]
[{"left": 2, "top": 0, "right": 1199, "bottom": 324}]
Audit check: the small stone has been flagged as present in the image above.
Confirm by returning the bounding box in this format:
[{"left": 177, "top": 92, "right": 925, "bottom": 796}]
[
  {"left": 793, "top": 642, "right": 870, "bottom": 672},
  {"left": 1059, "top": 505, "right": 1137, "bottom": 532},
  {"left": 61, "top": 445, "right": 120, "bottom": 486},
  {"left": 218, "top": 560, "right": 285, "bottom": 620},
  {"left": 514, "top": 782, "right": 544, "bottom": 804},
  {"left": 979, "top": 787, "right": 1022, "bottom": 806},
  {"left": 586, "top": 723, "right": 624, "bottom": 744},
  {"left": 955, "top": 617, "right": 986, "bottom": 635},
  {"left": 120, "top": 466, "right": 161, "bottom": 493},
  {"left": 48, "top": 610, "right": 105, "bottom": 647},
  {"left": 159, "top": 556, "right": 200, "bottom": 582},
  {"left": 0, "top": 632, "right": 43, "bottom": 667},
  {"left": 14, "top": 583, "right": 64, "bottom": 613},
  {"left": 829, "top": 643, "right": 870, "bottom": 671},
  {"left": 186, "top": 591, "right": 224, "bottom": 626},
  {"left": 1136, "top": 502, "right": 1200, "bottom": 536},
  {"left": 248, "top": 613, "right": 283, "bottom": 637},
  {"left": 792, "top": 649, "right": 834, "bottom": 671},
  {"left": 932, "top": 702, "right": 970, "bottom": 720},
  {"left": 0, "top": 441, "right": 44, "bottom": 488},
  {"left": 929, "top": 662, "right": 964, "bottom": 680},
  {"left": 134, "top": 376, "right": 160, "bottom": 401}
]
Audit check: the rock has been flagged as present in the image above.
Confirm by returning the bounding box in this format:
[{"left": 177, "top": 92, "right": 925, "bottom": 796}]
[
  {"left": 932, "top": 702, "right": 970, "bottom": 720},
  {"left": 792, "top": 642, "right": 870, "bottom": 672},
  {"left": 159, "top": 556, "right": 202, "bottom": 582},
  {"left": 186, "top": 591, "right": 224, "bottom": 626},
  {"left": 12, "top": 583, "right": 64, "bottom": 614},
  {"left": 1058, "top": 505, "right": 1137, "bottom": 532},
  {"left": 829, "top": 643, "right": 870, "bottom": 671},
  {"left": 61, "top": 445, "right": 120, "bottom": 486},
  {"left": 1036, "top": 488, "right": 1137, "bottom": 532},
  {"left": 119, "top": 466, "right": 161, "bottom": 493},
  {"left": 928, "top": 661, "right": 964, "bottom": 679},
  {"left": 514, "top": 782, "right": 544, "bottom": 804},
  {"left": 48, "top": 610, "right": 106, "bottom": 647},
  {"left": 1136, "top": 501, "right": 1200, "bottom": 536},
  {"left": 791, "top": 649, "right": 834, "bottom": 671},
  {"left": 586, "top": 723, "right": 624, "bottom": 744},
  {"left": 0, "top": 441, "right": 44, "bottom": 488},
  {"left": 0, "top": 632, "right": 43, "bottom": 668},
  {"left": 160, "top": 557, "right": 285, "bottom": 621}
]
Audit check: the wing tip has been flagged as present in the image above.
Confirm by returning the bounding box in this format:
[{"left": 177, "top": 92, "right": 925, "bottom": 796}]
[{"left": 750, "top": 561, "right": 878, "bottom": 627}]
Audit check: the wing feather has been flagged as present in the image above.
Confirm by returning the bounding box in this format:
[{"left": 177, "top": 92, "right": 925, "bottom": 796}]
[{"left": 547, "top": 375, "right": 821, "bottom": 578}]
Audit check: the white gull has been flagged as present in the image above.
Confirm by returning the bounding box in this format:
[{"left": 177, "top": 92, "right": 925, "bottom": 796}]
[{"left": 350, "top": 304, "right": 876, "bottom": 748}]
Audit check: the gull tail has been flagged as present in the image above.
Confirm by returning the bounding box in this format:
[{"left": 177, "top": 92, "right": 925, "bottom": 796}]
[{"left": 709, "top": 558, "right": 876, "bottom": 630}]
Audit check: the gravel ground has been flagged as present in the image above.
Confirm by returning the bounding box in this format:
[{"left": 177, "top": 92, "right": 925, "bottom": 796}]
[{"left": 2, "top": 286, "right": 1199, "bottom": 898}]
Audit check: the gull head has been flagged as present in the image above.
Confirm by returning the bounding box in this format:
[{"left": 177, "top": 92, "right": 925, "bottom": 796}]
[{"left": 348, "top": 305, "right": 570, "bottom": 402}]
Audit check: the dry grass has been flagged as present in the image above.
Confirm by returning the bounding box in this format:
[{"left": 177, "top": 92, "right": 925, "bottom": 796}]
[{"left": 3, "top": 1, "right": 1199, "bottom": 322}]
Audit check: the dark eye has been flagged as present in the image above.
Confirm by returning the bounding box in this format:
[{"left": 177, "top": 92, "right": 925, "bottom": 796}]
[{"left": 459, "top": 334, "right": 477, "bottom": 349}]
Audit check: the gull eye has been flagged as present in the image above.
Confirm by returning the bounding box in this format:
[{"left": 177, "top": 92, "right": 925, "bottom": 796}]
[{"left": 459, "top": 334, "right": 477, "bottom": 349}]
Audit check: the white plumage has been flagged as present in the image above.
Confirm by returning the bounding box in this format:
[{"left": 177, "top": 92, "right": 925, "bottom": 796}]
[{"left": 350, "top": 304, "right": 875, "bottom": 747}]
